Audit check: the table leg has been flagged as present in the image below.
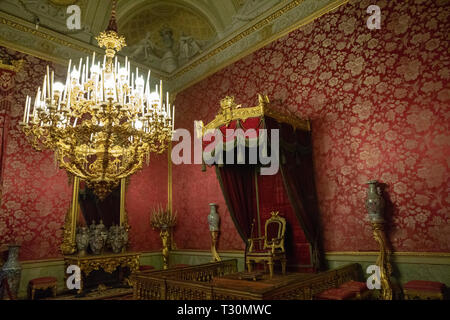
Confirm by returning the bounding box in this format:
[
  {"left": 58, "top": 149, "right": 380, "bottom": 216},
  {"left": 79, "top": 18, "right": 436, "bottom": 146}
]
[
  {"left": 119, "top": 266, "right": 124, "bottom": 285},
  {"left": 77, "top": 272, "right": 85, "bottom": 296}
]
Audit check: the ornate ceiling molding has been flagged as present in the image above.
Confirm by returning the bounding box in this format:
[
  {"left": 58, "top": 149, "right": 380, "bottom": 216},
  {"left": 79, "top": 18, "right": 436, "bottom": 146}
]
[
  {"left": 168, "top": 0, "right": 348, "bottom": 93},
  {"left": 0, "top": 11, "right": 168, "bottom": 80},
  {"left": 0, "top": 0, "right": 348, "bottom": 93},
  {"left": 118, "top": 0, "right": 230, "bottom": 35},
  {"left": 48, "top": 0, "right": 79, "bottom": 5}
]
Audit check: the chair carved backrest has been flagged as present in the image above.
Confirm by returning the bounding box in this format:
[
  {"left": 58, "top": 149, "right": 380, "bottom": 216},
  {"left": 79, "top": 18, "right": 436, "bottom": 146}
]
[{"left": 263, "top": 211, "right": 286, "bottom": 253}]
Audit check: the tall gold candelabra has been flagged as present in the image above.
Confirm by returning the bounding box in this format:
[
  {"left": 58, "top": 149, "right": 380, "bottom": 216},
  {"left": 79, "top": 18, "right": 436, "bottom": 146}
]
[
  {"left": 365, "top": 180, "right": 393, "bottom": 300},
  {"left": 151, "top": 205, "right": 177, "bottom": 270},
  {"left": 210, "top": 231, "right": 221, "bottom": 262},
  {"left": 372, "top": 222, "right": 393, "bottom": 300}
]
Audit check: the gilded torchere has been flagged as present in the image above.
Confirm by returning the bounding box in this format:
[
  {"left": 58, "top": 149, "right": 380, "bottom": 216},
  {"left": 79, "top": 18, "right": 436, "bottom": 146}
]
[
  {"left": 151, "top": 205, "right": 177, "bottom": 270},
  {"left": 365, "top": 180, "right": 393, "bottom": 300},
  {"left": 372, "top": 221, "right": 393, "bottom": 300},
  {"left": 20, "top": 0, "right": 175, "bottom": 200},
  {"left": 160, "top": 228, "right": 170, "bottom": 270}
]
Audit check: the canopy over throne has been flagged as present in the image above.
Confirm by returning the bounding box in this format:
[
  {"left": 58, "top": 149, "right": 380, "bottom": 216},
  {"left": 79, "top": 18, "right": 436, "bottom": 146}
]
[
  {"left": 247, "top": 211, "right": 287, "bottom": 278},
  {"left": 198, "top": 94, "right": 323, "bottom": 273}
]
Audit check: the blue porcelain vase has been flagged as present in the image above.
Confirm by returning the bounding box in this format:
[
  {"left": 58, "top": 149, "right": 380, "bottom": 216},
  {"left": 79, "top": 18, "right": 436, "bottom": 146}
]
[
  {"left": 365, "top": 180, "right": 385, "bottom": 223},
  {"left": 207, "top": 203, "right": 220, "bottom": 231}
]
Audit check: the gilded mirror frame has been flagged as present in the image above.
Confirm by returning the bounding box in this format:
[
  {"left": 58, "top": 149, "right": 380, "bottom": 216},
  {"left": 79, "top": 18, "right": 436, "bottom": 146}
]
[{"left": 61, "top": 176, "right": 129, "bottom": 255}]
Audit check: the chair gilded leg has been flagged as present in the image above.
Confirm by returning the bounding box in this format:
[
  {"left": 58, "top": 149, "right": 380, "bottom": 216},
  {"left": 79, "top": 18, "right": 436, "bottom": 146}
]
[
  {"left": 246, "top": 259, "right": 253, "bottom": 273},
  {"left": 281, "top": 258, "right": 287, "bottom": 275},
  {"left": 267, "top": 259, "right": 274, "bottom": 279}
]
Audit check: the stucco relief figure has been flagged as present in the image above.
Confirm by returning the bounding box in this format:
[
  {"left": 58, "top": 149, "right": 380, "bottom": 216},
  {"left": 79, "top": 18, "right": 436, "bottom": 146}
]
[
  {"left": 178, "top": 34, "right": 203, "bottom": 64},
  {"left": 160, "top": 26, "right": 178, "bottom": 73},
  {"left": 127, "top": 27, "right": 179, "bottom": 73},
  {"left": 130, "top": 32, "right": 160, "bottom": 64}
]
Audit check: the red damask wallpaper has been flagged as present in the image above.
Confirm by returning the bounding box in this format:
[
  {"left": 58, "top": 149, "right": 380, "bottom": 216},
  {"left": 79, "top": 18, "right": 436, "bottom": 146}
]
[
  {"left": 0, "top": 0, "right": 448, "bottom": 261},
  {"left": 172, "top": 0, "right": 449, "bottom": 253},
  {"left": 0, "top": 52, "right": 73, "bottom": 260}
]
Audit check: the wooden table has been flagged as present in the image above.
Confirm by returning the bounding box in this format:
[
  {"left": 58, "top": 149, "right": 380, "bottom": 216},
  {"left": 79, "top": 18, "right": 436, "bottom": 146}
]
[{"left": 64, "top": 252, "right": 140, "bottom": 295}]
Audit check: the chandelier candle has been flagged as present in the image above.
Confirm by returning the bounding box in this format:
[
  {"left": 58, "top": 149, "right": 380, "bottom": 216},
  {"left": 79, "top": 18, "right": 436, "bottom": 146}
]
[{"left": 20, "top": 5, "right": 175, "bottom": 199}]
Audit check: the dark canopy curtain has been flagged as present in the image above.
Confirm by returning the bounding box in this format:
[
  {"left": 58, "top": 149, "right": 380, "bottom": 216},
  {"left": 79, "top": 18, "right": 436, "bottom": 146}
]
[
  {"left": 215, "top": 165, "right": 258, "bottom": 242},
  {"left": 266, "top": 118, "right": 324, "bottom": 271},
  {"left": 280, "top": 157, "right": 323, "bottom": 270},
  {"left": 79, "top": 183, "right": 120, "bottom": 227}
]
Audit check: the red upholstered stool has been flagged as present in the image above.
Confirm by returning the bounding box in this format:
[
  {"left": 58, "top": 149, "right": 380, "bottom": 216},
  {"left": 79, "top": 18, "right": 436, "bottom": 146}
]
[
  {"left": 314, "top": 288, "right": 357, "bottom": 300},
  {"left": 139, "top": 265, "right": 155, "bottom": 272},
  {"left": 403, "top": 280, "right": 446, "bottom": 300},
  {"left": 339, "top": 281, "right": 371, "bottom": 300},
  {"left": 28, "top": 277, "right": 57, "bottom": 300}
]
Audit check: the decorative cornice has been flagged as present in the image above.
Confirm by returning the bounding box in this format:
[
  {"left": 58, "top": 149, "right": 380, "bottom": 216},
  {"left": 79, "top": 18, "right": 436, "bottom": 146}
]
[
  {"left": 48, "top": 0, "right": 79, "bottom": 6},
  {"left": 0, "top": 11, "right": 168, "bottom": 80},
  {"left": 1, "top": 1, "right": 346, "bottom": 91},
  {"left": 170, "top": 0, "right": 348, "bottom": 93},
  {"left": 0, "top": 13, "right": 92, "bottom": 54},
  {"left": 171, "top": 0, "right": 310, "bottom": 79}
]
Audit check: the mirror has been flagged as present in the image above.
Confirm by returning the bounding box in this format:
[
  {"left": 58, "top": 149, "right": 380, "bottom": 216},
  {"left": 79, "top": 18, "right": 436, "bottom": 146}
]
[{"left": 78, "top": 181, "right": 120, "bottom": 227}]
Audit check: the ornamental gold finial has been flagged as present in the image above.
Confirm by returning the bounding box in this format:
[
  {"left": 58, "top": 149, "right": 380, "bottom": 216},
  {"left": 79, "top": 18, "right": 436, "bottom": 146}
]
[
  {"left": 270, "top": 211, "right": 280, "bottom": 217},
  {"left": 96, "top": 0, "right": 126, "bottom": 55},
  {"left": 220, "top": 96, "right": 237, "bottom": 111},
  {"left": 258, "top": 93, "right": 270, "bottom": 105},
  {"left": 220, "top": 96, "right": 241, "bottom": 124}
]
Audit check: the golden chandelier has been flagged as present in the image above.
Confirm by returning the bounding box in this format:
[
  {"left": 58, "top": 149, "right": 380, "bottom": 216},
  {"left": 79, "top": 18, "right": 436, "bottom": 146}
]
[{"left": 21, "top": 2, "right": 174, "bottom": 199}]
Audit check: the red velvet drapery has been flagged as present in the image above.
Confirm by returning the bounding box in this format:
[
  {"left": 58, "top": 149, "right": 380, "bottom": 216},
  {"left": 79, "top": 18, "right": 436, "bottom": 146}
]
[
  {"left": 204, "top": 115, "right": 323, "bottom": 271},
  {"left": 265, "top": 118, "right": 323, "bottom": 270},
  {"left": 216, "top": 165, "right": 257, "bottom": 241}
]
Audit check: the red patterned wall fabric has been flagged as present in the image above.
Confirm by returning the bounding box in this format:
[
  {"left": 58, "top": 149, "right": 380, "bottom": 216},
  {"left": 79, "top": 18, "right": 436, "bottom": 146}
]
[
  {"left": 0, "top": 49, "right": 72, "bottom": 260},
  {"left": 172, "top": 130, "right": 245, "bottom": 251},
  {"left": 0, "top": 68, "right": 15, "bottom": 199},
  {"left": 0, "top": 0, "right": 448, "bottom": 261},
  {"left": 125, "top": 153, "right": 168, "bottom": 253},
  {"left": 173, "top": 0, "right": 449, "bottom": 253}
]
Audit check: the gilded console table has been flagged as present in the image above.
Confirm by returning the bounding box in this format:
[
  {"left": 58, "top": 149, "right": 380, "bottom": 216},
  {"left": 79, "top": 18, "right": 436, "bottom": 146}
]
[{"left": 64, "top": 252, "right": 140, "bottom": 294}]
